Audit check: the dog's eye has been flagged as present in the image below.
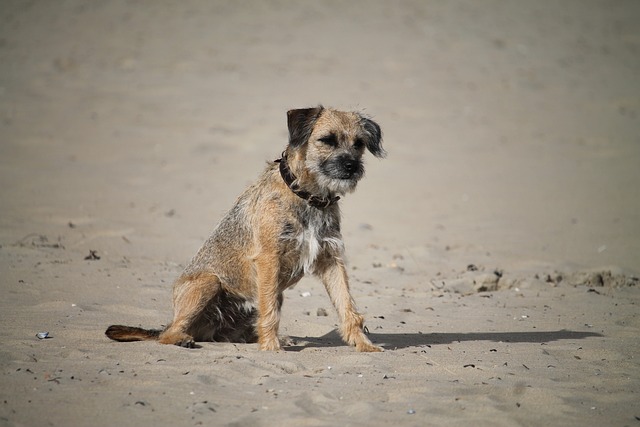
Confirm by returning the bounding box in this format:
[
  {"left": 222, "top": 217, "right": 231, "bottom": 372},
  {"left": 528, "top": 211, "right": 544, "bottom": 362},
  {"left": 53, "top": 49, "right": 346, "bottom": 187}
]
[
  {"left": 353, "top": 139, "right": 365, "bottom": 150},
  {"left": 318, "top": 134, "right": 338, "bottom": 147}
]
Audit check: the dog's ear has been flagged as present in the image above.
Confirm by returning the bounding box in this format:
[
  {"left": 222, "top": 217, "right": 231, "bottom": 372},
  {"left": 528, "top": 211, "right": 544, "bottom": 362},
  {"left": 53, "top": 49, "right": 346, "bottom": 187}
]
[
  {"left": 287, "top": 106, "right": 324, "bottom": 148},
  {"left": 360, "top": 115, "right": 386, "bottom": 158}
]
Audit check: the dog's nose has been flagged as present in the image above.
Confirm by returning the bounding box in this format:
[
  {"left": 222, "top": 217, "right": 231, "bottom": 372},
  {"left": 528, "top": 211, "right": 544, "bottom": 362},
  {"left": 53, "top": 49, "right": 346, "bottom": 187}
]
[{"left": 343, "top": 159, "right": 356, "bottom": 173}]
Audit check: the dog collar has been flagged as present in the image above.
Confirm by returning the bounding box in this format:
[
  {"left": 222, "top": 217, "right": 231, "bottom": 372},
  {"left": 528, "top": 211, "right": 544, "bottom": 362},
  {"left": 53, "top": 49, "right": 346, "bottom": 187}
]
[{"left": 275, "top": 153, "right": 340, "bottom": 209}]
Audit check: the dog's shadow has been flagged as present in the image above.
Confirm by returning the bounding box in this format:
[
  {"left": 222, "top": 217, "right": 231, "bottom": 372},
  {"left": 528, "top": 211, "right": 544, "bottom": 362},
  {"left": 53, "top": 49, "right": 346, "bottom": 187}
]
[{"left": 285, "top": 329, "right": 603, "bottom": 351}]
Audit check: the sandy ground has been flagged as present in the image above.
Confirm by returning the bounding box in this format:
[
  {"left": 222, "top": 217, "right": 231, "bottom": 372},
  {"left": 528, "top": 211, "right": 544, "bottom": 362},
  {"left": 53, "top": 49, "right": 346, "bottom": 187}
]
[{"left": 1, "top": 1, "right": 639, "bottom": 426}]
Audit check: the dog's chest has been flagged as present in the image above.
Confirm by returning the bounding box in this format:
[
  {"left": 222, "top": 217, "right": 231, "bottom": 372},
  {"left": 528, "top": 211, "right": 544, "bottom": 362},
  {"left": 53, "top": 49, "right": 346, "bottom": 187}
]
[
  {"left": 296, "top": 223, "right": 323, "bottom": 275},
  {"left": 289, "top": 211, "right": 342, "bottom": 276}
]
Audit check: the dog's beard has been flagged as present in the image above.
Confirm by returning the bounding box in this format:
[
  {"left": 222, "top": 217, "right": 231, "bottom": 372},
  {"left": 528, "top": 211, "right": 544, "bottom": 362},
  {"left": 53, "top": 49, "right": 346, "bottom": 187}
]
[
  {"left": 308, "top": 156, "right": 364, "bottom": 195},
  {"left": 317, "top": 173, "right": 360, "bottom": 195}
]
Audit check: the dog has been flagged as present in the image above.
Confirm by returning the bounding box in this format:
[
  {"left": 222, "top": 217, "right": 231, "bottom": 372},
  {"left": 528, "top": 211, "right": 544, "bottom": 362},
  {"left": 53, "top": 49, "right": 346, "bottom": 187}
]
[{"left": 106, "top": 106, "right": 385, "bottom": 352}]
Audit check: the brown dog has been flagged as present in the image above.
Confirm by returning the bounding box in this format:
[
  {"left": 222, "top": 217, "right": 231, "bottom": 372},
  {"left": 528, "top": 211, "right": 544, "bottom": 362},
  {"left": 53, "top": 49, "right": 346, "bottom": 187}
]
[{"left": 106, "top": 106, "right": 385, "bottom": 352}]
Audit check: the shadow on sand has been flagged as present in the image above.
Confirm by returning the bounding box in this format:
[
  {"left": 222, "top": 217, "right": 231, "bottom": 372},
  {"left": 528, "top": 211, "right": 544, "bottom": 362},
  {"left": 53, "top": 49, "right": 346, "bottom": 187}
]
[{"left": 286, "top": 329, "right": 603, "bottom": 351}]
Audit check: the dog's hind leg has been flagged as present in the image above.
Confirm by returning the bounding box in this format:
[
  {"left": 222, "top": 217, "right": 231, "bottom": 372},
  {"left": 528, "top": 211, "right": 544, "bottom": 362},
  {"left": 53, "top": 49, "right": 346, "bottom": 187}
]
[{"left": 159, "top": 271, "right": 221, "bottom": 348}]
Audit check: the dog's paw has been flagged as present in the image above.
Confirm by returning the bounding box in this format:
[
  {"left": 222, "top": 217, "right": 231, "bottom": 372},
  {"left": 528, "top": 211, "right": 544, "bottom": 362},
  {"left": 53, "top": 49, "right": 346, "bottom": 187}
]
[
  {"left": 159, "top": 331, "right": 195, "bottom": 348},
  {"left": 259, "top": 338, "right": 282, "bottom": 351},
  {"left": 356, "top": 342, "right": 384, "bottom": 352},
  {"left": 176, "top": 337, "right": 196, "bottom": 349}
]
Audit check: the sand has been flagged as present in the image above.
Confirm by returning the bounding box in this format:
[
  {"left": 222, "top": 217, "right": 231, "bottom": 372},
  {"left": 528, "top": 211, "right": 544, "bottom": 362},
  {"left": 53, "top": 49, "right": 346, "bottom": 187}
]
[{"left": 1, "top": 1, "right": 639, "bottom": 426}]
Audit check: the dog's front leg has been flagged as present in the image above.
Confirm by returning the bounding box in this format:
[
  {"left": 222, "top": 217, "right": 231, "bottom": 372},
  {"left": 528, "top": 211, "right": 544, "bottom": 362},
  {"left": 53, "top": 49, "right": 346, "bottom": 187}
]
[
  {"left": 254, "top": 253, "right": 283, "bottom": 351},
  {"left": 318, "top": 258, "right": 383, "bottom": 352}
]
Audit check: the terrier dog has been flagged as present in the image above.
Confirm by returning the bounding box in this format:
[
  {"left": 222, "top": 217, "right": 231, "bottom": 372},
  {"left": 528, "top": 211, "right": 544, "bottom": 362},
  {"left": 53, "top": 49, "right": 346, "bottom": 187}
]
[{"left": 106, "top": 106, "right": 385, "bottom": 352}]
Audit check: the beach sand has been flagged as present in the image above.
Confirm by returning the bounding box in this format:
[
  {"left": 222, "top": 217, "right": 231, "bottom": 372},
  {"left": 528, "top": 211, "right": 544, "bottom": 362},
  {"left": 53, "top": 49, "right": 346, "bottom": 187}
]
[{"left": 1, "top": 1, "right": 639, "bottom": 426}]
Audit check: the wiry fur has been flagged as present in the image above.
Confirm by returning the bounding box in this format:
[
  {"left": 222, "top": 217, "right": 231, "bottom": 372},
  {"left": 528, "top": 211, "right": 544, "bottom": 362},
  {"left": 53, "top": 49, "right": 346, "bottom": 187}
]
[{"left": 106, "top": 106, "right": 385, "bottom": 351}]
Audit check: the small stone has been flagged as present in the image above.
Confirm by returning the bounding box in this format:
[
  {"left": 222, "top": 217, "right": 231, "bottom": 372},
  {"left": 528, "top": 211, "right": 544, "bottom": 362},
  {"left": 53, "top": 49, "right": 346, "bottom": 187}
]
[{"left": 84, "top": 250, "right": 100, "bottom": 261}]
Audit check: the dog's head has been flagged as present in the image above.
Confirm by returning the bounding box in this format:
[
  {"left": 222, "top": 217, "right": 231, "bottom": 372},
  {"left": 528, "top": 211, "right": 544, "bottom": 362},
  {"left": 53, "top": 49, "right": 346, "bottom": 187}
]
[{"left": 285, "top": 106, "right": 385, "bottom": 196}]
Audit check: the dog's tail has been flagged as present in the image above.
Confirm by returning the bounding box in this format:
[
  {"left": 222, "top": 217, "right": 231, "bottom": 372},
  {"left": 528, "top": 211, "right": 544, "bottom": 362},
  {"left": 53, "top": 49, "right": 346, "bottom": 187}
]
[{"left": 105, "top": 325, "right": 162, "bottom": 342}]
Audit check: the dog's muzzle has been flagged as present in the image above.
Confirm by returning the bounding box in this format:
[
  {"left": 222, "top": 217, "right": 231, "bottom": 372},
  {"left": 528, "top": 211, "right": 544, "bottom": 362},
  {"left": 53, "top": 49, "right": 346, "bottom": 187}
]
[{"left": 323, "top": 154, "right": 364, "bottom": 180}]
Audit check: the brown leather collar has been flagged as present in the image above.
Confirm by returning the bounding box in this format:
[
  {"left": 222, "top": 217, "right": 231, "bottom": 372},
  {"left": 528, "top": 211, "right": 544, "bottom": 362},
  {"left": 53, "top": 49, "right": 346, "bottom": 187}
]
[{"left": 275, "top": 153, "right": 340, "bottom": 209}]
